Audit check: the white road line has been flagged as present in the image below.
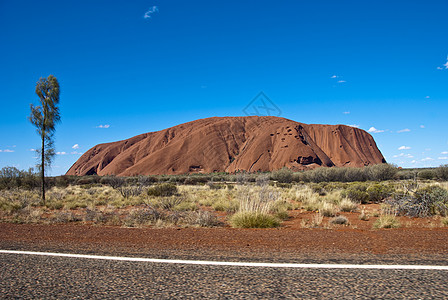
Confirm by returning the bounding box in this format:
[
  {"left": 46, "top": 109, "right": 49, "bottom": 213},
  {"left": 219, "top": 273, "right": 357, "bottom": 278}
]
[{"left": 1, "top": 249, "right": 448, "bottom": 270}]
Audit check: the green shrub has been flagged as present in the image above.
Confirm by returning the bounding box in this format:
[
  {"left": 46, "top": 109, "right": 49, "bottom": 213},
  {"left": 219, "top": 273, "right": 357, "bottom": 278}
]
[
  {"left": 418, "top": 169, "right": 436, "bottom": 180},
  {"left": 437, "top": 164, "right": 448, "bottom": 181},
  {"left": 229, "top": 212, "right": 280, "bottom": 228},
  {"left": 366, "top": 164, "right": 398, "bottom": 181},
  {"left": 271, "top": 167, "right": 293, "bottom": 183},
  {"left": 366, "top": 183, "right": 394, "bottom": 202},
  {"left": 147, "top": 183, "right": 178, "bottom": 197},
  {"left": 342, "top": 183, "right": 369, "bottom": 203}
]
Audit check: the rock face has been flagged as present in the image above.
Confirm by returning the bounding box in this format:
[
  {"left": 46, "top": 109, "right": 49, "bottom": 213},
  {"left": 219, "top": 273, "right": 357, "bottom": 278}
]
[{"left": 66, "top": 116, "right": 386, "bottom": 176}]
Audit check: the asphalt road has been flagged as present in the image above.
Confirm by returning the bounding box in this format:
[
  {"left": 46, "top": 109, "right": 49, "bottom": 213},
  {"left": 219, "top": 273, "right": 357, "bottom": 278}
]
[{"left": 2, "top": 252, "right": 448, "bottom": 299}]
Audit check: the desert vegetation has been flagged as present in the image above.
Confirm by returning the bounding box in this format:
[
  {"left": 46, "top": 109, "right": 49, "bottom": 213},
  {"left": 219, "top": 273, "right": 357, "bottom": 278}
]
[{"left": 0, "top": 164, "right": 447, "bottom": 229}]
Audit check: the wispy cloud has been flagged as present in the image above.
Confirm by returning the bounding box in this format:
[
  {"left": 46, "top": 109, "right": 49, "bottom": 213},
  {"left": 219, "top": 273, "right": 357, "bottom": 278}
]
[
  {"left": 393, "top": 153, "right": 413, "bottom": 158},
  {"left": 439, "top": 157, "right": 448, "bottom": 160},
  {"left": 421, "top": 157, "right": 434, "bottom": 161},
  {"left": 437, "top": 56, "right": 448, "bottom": 69},
  {"left": 425, "top": 96, "right": 430, "bottom": 99},
  {"left": 72, "top": 144, "right": 79, "bottom": 149},
  {"left": 398, "top": 146, "right": 411, "bottom": 150},
  {"left": 144, "top": 6, "right": 159, "bottom": 19},
  {"left": 441, "top": 151, "right": 448, "bottom": 155},
  {"left": 331, "top": 75, "right": 338, "bottom": 78},
  {"left": 368, "top": 127, "right": 384, "bottom": 133},
  {"left": 71, "top": 151, "right": 83, "bottom": 155},
  {"left": 0, "top": 149, "right": 14, "bottom": 153},
  {"left": 56, "top": 151, "right": 67, "bottom": 155},
  {"left": 342, "top": 111, "right": 350, "bottom": 114},
  {"left": 348, "top": 124, "right": 360, "bottom": 128},
  {"left": 420, "top": 125, "right": 425, "bottom": 128},
  {"left": 337, "top": 80, "right": 346, "bottom": 83},
  {"left": 96, "top": 124, "right": 110, "bottom": 129},
  {"left": 397, "top": 128, "right": 411, "bottom": 133}
]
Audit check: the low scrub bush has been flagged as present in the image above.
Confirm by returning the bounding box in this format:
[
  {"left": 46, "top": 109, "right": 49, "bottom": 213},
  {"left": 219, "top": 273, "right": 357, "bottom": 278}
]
[
  {"left": 184, "top": 211, "right": 220, "bottom": 227},
  {"left": 319, "top": 202, "right": 337, "bottom": 217},
  {"left": 418, "top": 169, "right": 436, "bottom": 180},
  {"left": 147, "top": 183, "right": 178, "bottom": 197},
  {"left": 271, "top": 167, "right": 294, "bottom": 183},
  {"left": 366, "top": 183, "right": 394, "bottom": 203},
  {"left": 437, "top": 164, "right": 448, "bottom": 181},
  {"left": 342, "top": 183, "right": 369, "bottom": 204},
  {"left": 330, "top": 215, "right": 349, "bottom": 225},
  {"left": 388, "top": 185, "right": 448, "bottom": 217}
]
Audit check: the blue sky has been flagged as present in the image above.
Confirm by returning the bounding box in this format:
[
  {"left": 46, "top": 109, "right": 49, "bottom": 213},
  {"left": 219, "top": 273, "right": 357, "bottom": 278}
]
[{"left": 1, "top": 0, "right": 447, "bottom": 175}]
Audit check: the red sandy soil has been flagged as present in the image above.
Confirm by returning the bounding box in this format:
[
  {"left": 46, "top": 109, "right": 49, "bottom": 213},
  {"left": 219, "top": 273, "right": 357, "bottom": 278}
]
[
  {"left": 66, "top": 116, "right": 385, "bottom": 176},
  {"left": 2, "top": 205, "right": 447, "bottom": 263}
]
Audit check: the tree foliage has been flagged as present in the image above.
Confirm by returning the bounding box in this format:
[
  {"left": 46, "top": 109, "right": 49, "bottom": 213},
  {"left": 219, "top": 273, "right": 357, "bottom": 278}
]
[{"left": 28, "top": 75, "right": 60, "bottom": 203}]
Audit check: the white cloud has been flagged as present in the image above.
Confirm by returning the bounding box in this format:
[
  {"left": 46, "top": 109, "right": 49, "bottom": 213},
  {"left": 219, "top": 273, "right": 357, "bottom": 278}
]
[
  {"left": 444, "top": 56, "right": 448, "bottom": 69},
  {"left": 368, "top": 127, "right": 384, "bottom": 133},
  {"left": 30, "top": 148, "right": 36, "bottom": 152},
  {"left": 337, "top": 80, "right": 346, "bottom": 83},
  {"left": 0, "top": 149, "right": 14, "bottom": 153},
  {"left": 72, "top": 144, "right": 79, "bottom": 149},
  {"left": 348, "top": 124, "right": 360, "bottom": 128},
  {"left": 438, "top": 157, "right": 448, "bottom": 160},
  {"left": 343, "top": 111, "right": 350, "bottom": 114},
  {"left": 420, "top": 125, "right": 425, "bottom": 128},
  {"left": 441, "top": 151, "right": 448, "bottom": 155},
  {"left": 437, "top": 67, "right": 443, "bottom": 70},
  {"left": 96, "top": 124, "right": 110, "bottom": 129},
  {"left": 56, "top": 152, "right": 67, "bottom": 155},
  {"left": 411, "top": 160, "right": 417, "bottom": 164},
  {"left": 144, "top": 6, "right": 158, "bottom": 19},
  {"left": 71, "top": 151, "right": 83, "bottom": 155},
  {"left": 393, "top": 153, "right": 413, "bottom": 158},
  {"left": 422, "top": 157, "right": 434, "bottom": 161},
  {"left": 425, "top": 96, "right": 430, "bottom": 99},
  {"left": 397, "top": 128, "right": 411, "bottom": 133},
  {"left": 397, "top": 145, "right": 410, "bottom": 150},
  {"left": 331, "top": 75, "right": 338, "bottom": 78}
]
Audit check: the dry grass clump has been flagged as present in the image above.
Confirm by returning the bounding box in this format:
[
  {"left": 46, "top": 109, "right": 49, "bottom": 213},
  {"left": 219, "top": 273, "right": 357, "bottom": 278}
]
[
  {"left": 229, "top": 212, "right": 280, "bottom": 228},
  {"left": 373, "top": 214, "right": 401, "bottom": 229},
  {"left": 229, "top": 184, "right": 281, "bottom": 228},
  {"left": 338, "top": 198, "right": 358, "bottom": 212},
  {"left": 441, "top": 217, "right": 448, "bottom": 227},
  {"left": 318, "top": 202, "right": 338, "bottom": 217},
  {"left": 301, "top": 213, "right": 323, "bottom": 228}
]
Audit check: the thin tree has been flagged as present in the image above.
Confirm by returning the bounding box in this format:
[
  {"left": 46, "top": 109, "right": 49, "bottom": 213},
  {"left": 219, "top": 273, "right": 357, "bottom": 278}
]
[{"left": 29, "top": 75, "right": 60, "bottom": 204}]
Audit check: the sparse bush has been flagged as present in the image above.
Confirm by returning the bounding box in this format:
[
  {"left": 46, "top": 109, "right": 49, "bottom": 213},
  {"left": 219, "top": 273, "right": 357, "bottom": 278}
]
[
  {"left": 100, "top": 176, "right": 125, "bottom": 189},
  {"left": 389, "top": 185, "right": 448, "bottom": 217},
  {"left": 147, "top": 183, "right": 178, "bottom": 197},
  {"left": 330, "top": 215, "right": 349, "bottom": 225},
  {"left": 437, "top": 164, "right": 448, "bottom": 181},
  {"left": 184, "top": 211, "right": 220, "bottom": 227},
  {"left": 418, "top": 169, "right": 436, "bottom": 180},
  {"left": 156, "top": 196, "right": 185, "bottom": 210},
  {"left": 229, "top": 212, "right": 280, "bottom": 228},
  {"left": 124, "top": 206, "right": 166, "bottom": 227},
  {"left": 441, "top": 217, "right": 448, "bottom": 227},
  {"left": 212, "top": 199, "right": 239, "bottom": 213},
  {"left": 118, "top": 185, "right": 143, "bottom": 198},
  {"left": 373, "top": 215, "right": 400, "bottom": 228}
]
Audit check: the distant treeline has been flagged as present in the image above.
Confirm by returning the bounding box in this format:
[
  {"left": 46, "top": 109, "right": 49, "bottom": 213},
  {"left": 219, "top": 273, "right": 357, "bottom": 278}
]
[{"left": 1, "top": 164, "right": 448, "bottom": 190}]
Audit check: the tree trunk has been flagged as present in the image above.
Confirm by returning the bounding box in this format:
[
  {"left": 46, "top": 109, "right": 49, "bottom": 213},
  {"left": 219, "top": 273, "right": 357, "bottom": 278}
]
[{"left": 41, "top": 134, "right": 45, "bottom": 205}]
